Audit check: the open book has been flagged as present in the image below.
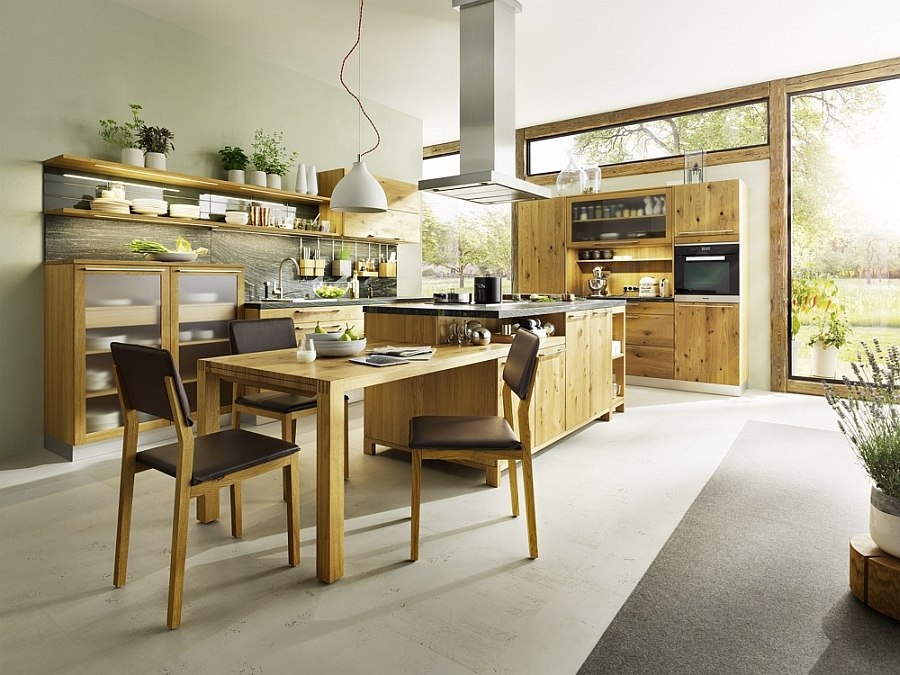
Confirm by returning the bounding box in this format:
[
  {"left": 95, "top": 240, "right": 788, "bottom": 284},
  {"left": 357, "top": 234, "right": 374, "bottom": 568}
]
[{"left": 370, "top": 345, "right": 435, "bottom": 359}]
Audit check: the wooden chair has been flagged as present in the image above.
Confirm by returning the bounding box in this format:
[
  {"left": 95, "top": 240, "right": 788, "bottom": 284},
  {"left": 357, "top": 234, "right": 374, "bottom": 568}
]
[
  {"left": 228, "top": 318, "right": 350, "bottom": 480},
  {"left": 408, "top": 328, "right": 541, "bottom": 561},
  {"left": 110, "top": 342, "right": 300, "bottom": 629}
]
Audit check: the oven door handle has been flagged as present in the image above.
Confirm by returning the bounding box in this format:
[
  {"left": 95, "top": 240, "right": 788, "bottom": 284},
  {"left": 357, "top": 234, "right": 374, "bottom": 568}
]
[{"left": 684, "top": 255, "right": 726, "bottom": 261}]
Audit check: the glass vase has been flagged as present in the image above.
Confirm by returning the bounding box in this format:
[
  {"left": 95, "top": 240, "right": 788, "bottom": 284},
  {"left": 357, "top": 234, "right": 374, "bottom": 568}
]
[
  {"left": 581, "top": 162, "right": 601, "bottom": 194},
  {"left": 556, "top": 159, "right": 584, "bottom": 197}
]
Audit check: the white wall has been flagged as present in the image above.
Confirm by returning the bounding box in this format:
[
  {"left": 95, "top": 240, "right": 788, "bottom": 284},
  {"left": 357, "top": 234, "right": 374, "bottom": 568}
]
[
  {"left": 0, "top": 0, "right": 423, "bottom": 458},
  {"left": 598, "top": 160, "right": 772, "bottom": 391}
]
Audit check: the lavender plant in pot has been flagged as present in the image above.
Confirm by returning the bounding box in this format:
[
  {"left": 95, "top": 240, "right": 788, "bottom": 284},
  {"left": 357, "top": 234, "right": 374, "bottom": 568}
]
[
  {"left": 138, "top": 125, "right": 175, "bottom": 171},
  {"left": 825, "top": 341, "right": 900, "bottom": 558},
  {"left": 98, "top": 103, "right": 144, "bottom": 166}
]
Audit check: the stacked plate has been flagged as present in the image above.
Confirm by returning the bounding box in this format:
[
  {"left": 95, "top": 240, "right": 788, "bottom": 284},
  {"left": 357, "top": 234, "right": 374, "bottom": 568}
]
[
  {"left": 90, "top": 197, "right": 131, "bottom": 215},
  {"left": 85, "top": 368, "right": 113, "bottom": 392},
  {"left": 131, "top": 198, "right": 168, "bottom": 216},
  {"left": 169, "top": 203, "right": 201, "bottom": 219},
  {"left": 86, "top": 333, "right": 127, "bottom": 351},
  {"left": 86, "top": 408, "right": 121, "bottom": 433}
]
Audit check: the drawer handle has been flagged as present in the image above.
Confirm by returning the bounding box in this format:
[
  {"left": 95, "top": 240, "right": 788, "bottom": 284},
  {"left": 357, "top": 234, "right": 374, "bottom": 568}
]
[
  {"left": 81, "top": 266, "right": 165, "bottom": 272},
  {"left": 625, "top": 314, "right": 641, "bottom": 319}
]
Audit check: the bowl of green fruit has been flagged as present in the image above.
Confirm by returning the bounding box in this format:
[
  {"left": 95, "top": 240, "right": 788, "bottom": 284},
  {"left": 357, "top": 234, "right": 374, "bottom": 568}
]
[
  {"left": 308, "top": 325, "right": 365, "bottom": 356},
  {"left": 307, "top": 321, "right": 344, "bottom": 340},
  {"left": 313, "top": 282, "right": 349, "bottom": 299}
]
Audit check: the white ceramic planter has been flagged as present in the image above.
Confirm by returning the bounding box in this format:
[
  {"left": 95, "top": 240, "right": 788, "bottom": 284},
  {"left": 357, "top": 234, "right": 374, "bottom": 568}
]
[
  {"left": 121, "top": 147, "right": 144, "bottom": 167},
  {"left": 331, "top": 259, "right": 352, "bottom": 277},
  {"left": 145, "top": 152, "right": 166, "bottom": 171},
  {"left": 306, "top": 164, "right": 318, "bottom": 196},
  {"left": 870, "top": 487, "right": 900, "bottom": 558},
  {"left": 227, "top": 169, "right": 245, "bottom": 184},
  {"left": 810, "top": 342, "right": 838, "bottom": 378},
  {"left": 247, "top": 170, "right": 266, "bottom": 187},
  {"left": 295, "top": 163, "right": 308, "bottom": 193},
  {"left": 266, "top": 173, "right": 282, "bottom": 190}
]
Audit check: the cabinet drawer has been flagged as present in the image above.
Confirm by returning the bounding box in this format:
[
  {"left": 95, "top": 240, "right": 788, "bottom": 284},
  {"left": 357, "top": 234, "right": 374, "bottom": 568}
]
[
  {"left": 259, "top": 305, "right": 363, "bottom": 326},
  {"left": 626, "top": 345, "right": 675, "bottom": 379},
  {"left": 625, "top": 313, "right": 674, "bottom": 347},
  {"left": 625, "top": 301, "right": 674, "bottom": 316}
]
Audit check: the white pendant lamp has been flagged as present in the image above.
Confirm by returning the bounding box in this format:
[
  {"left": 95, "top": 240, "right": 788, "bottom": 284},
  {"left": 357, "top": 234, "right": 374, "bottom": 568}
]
[{"left": 331, "top": 0, "right": 387, "bottom": 213}]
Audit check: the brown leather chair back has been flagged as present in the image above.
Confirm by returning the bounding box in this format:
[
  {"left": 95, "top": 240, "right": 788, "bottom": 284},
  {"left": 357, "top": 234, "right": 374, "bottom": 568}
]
[
  {"left": 228, "top": 317, "right": 298, "bottom": 354},
  {"left": 110, "top": 342, "right": 194, "bottom": 427},
  {"left": 502, "top": 328, "right": 540, "bottom": 400}
]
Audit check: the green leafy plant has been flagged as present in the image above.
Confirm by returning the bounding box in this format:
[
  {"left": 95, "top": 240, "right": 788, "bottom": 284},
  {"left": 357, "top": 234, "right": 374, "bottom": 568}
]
[
  {"left": 338, "top": 246, "right": 351, "bottom": 260},
  {"left": 807, "top": 304, "right": 851, "bottom": 349},
  {"left": 250, "top": 129, "right": 297, "bottom": 176},
  {"left": 218, "top": 146, "right": 248, "bottom": 171},
  {"left": 825, "top": 341, "right": 900, "bottom": 499},
  {"left": 98, "top": 103, "right": 144, "bottom": 149},
  {"left": 138, "top": 125, "right": 175, "bottom": 155},
  {"left": 791, "top": 272, "right": 839, "bottom": 339}
]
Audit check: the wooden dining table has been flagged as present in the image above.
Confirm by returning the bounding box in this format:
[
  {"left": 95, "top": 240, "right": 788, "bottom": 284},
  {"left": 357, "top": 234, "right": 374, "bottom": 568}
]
[{"left": 195, "top": 340, "right": 511, "bottom": 583}]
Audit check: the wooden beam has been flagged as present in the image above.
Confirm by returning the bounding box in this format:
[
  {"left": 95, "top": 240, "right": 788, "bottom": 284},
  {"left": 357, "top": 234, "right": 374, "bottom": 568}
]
[{"left": 769, "top": 79, "right": 789, "bottom": 392}]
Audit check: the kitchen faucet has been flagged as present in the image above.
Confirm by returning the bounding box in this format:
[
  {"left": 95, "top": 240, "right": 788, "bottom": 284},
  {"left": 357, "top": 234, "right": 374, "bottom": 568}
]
[{"left": 274, "top": 257, "right": 300, "bottom": 299}]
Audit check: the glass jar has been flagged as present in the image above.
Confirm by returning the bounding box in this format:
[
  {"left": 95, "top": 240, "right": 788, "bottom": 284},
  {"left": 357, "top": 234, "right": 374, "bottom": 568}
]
[
  {"left": 581, "top": 162, "right": 601, "bottom": 194},
  {"left": 556, "top": 159, "right": 585, "bottom": 197}
]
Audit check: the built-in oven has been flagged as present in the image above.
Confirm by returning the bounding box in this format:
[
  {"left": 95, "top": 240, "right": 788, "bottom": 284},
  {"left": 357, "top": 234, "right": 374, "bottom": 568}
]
[{"left": 674, "top": 242, "right": 740, "bottom": 303}]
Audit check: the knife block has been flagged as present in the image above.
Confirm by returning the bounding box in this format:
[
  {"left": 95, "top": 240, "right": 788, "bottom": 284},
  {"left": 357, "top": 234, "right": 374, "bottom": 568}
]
[{"left": 378, "top": 262, "right": 397, "bottom": 277}]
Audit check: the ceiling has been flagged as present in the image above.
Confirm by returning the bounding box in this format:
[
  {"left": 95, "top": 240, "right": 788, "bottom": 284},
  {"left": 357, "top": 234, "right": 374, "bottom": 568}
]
[{"left": 115, "top": 0, "right": 900, "bottom": 147}]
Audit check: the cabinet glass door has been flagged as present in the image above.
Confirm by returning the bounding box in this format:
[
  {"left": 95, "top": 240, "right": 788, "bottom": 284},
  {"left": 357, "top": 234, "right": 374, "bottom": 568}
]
[
  {"left": 570, "top": 191, "right": 668, "bottom": 244},
  {"left": 83, "top": 269, "right": 164, "bottom": 435}
]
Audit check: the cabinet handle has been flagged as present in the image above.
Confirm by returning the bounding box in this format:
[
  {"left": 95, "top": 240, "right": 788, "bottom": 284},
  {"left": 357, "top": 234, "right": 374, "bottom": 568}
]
[
  {"left": 684, "top": 229, "right": 734, "bottom": 234},
  {"left": 175, "top": 268, "right": 243, "bottom": 273},
  {"left": 81, "top": 266, "right": 165, "bottom": 272},
  {"left": 625, "top": 314, "right": 641, "bottom": 319}
]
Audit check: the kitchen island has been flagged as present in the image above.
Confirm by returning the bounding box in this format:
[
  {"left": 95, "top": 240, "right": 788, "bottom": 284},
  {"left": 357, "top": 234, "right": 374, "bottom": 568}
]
[{"left": 362, "top": 298, "right": 626, "bottom": 485}]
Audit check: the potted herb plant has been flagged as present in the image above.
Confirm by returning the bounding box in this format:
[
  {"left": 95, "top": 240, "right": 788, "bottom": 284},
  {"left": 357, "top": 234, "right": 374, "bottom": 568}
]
[
  {"left": 791, "top": 272, "right": 839, "bottom": 371},
  {"left": 138, "top": 125, "right": 175, "bottom": 171},
  {"left": 219, "top": 146, "right": 249, "bottom": 184},
  {"left": 250, "top": 129, "right": 298, "bottom": 189},
  {"left": 825, "top": 341, "right": 900, "bottom": 558},
  {"left": 331, "top": 246, "right": 352, "bottom": 277},
  {"left": 807, "top": 304, "right": 851, "bottom": 378},
  {"left": 98, "top": 103, "right": 144, "bottom": 166}
]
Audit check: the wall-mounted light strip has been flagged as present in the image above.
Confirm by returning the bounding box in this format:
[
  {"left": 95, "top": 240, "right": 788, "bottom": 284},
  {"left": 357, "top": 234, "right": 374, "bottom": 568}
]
[
  {"left": 63, "top": 173, "right": 181, "bottom": 193},
  {"left": 90, "top": 164, "right": 218, "bottom": 186}
]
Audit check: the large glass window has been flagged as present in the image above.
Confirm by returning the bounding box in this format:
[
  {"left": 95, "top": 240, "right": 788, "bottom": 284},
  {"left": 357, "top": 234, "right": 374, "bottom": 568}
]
[
  {"left": 527, "top": 101, "right": 768, "bottom": 175},
  {"left": 789, "top": 78, "right": 900, "bottom": 380},
  {"left": 421, "top": 154, "right": 513, "bottom": 296}
]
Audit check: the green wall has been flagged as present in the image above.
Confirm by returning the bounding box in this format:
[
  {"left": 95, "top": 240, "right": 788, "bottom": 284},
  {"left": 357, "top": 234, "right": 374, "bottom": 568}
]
[{"left": 0, "top": 0, "right": 423, "bottom": 458}]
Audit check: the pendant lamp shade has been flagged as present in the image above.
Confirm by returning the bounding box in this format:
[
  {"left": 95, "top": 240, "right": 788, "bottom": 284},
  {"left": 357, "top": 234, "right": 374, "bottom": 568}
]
[{"left": 330, "top": 160, "right": 387, "bottom": 213}]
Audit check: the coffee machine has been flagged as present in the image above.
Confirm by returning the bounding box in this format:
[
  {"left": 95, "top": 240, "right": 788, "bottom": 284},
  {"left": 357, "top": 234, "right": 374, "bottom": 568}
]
[{"left": 587, "top": 266, "right": 610, "bottom": 297}]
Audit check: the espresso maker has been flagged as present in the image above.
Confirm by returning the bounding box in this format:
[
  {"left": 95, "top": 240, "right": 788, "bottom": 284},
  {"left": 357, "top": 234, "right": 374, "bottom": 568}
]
[{"left": 587, "top": 266, "right": 610, "bottom": 297}]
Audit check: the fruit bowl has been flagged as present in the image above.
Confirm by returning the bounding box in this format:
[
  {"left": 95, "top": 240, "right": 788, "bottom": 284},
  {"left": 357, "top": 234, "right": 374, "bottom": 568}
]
[
  {"left": 308, "top": 337, "right": 366, "bottom": 357},
  {"left": 314, "top": 282, "right": 349, "bottom": 299},
  {"left": 306, "top": 329, "right": 343, "bottom": 341}
]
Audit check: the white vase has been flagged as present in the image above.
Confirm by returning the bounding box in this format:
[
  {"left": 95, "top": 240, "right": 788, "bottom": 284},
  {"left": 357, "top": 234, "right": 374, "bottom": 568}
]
[
  {"left": 295, "top": 163, "right": 308, "bottom": 193},
  {"left": 145, "top": 152, "right": 166, "bottom": 171},
  {"left": 809, "top": 342, "right": 838, "bottom": 378},
  {"left": 266, "top": 173, "right": 282, "bottom": 190},
  {"left": 227, "top": 169, "right": 245, "bottom": 184},
  {"left": 121, "top": 147, "right": 144, "bottom": 167},
  {"left": 247, "top": 170, "right": 267, "bottom": 187},
  {"left": 870, "top": 487, "right": 900, "bottom": 558},
  {"left": 306, "top": 165, "right": 318, "bottom": 196}
]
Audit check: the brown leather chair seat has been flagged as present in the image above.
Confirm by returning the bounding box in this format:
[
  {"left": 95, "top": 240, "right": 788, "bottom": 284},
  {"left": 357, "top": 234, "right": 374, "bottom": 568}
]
[{"left": 409, "top": 416, "right": 521, "bottom": 450}]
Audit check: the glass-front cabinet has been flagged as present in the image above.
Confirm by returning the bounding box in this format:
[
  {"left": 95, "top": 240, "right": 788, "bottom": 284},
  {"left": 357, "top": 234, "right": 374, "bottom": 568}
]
[{"left": 567, "top": 187, "right": 672, "bottom": 248}]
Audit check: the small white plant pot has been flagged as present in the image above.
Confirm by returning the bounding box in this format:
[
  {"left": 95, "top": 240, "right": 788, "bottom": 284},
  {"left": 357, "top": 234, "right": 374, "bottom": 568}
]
[
  {"left": 266, "top": 173, "right": 282, "bottom": 190},
  {"left": 145, "top": 152, "right": 166, "bottom": 171},
  {"left": 247, "top": 170, "right": 267, "bottom": 187},
  {"left": 121, "top": 147, "right": 144, "bottom": 167},
  {"left": 227, "top": 169, "right": 245, "bottom": 184},
  {"left": 306, "top": 165, "right": 318, "bottom": 195},
  {"left": 809, "top": 342, "right": 838, "bottom": 378},
  {"left": 331, "top": 260, "right": 352, "bottom": 277},
  {"left": 870, "top": 487, "right": 900, "bottom": 558}
]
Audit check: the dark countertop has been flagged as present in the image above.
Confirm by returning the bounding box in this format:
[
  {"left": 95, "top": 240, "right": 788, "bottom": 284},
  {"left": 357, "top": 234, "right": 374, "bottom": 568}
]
[
  {"left": 604, "top": 294, "right": 674, "bottom": 303},
  {"left": 362, "top": 297, "right": 625, "bottom": 319},
  {"left": 244, "top": 296, "right": 430, "bottom": 310}
]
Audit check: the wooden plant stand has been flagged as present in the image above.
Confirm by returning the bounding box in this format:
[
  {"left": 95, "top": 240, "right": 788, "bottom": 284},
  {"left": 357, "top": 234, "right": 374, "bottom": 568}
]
[{"left": 849, "top": 534, "right": 900, "bottom": 620}]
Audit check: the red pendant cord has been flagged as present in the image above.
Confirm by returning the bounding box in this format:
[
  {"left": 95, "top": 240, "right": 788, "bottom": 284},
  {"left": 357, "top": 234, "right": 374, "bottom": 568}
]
[{"left": 339, "top": 0, "right": 381, "bottom": 159}]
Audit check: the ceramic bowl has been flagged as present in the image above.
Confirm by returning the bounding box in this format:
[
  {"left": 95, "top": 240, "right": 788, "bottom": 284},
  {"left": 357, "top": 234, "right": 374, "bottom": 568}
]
[
  {"left": 225, "top": 211, "right": 249, "bottom": 226},
  {"left": 310, "top": 337, "right": 366, "bottom": 357}
]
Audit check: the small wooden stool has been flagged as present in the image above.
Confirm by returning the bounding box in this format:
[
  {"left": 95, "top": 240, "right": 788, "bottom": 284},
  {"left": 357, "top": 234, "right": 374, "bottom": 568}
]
[{"left": 849, "top": 534, "right": 900, "bottom": 621}]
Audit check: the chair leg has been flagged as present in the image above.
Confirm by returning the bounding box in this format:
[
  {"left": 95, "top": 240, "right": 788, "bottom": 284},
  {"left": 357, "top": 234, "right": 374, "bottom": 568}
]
[
  {"left": 113, "top": 454, "right": 137, "bottom": 588},
  {"left": 167, "top": 479, "right": 192, "bottom": 629},
  {"left": 344, "top": 397, "right": 350, "bottom": 480},
  {"left": 521, "top": 453, "right": 538, "bottom": 559},
  {"left": 410, "top": 450, "right": 422, "bottom": 561},
  {"left": 281, "top": 415, "right": 294, "bottom": 502},
  {"left": 285, "top": 456, "right": 301, "bottom": 566},
  {"left": 507, "top": 456, "right": 520, "bottom": 517},
  {"left": 230, "top": 482, "right": 243, "bottom": 538}
]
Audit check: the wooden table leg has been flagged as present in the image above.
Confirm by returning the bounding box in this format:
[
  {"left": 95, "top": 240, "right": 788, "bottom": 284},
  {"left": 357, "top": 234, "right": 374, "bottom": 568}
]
[
  {"left": 316, "top": 384, "right": 345, "bottom": 583},
  {"left": 195, "top": 362, "right": 221, "bottom": 523}
]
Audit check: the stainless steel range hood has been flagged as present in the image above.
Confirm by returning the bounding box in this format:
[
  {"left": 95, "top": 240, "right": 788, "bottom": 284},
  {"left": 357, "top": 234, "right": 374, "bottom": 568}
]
[{"left": 418, "top": 0, "right": 550, "bottom": 204}]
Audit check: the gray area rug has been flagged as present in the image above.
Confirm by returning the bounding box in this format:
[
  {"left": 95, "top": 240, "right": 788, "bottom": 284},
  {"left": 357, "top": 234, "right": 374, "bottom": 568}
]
[{"left": 579, "top": 420, "right": 900, "bottom": 675}]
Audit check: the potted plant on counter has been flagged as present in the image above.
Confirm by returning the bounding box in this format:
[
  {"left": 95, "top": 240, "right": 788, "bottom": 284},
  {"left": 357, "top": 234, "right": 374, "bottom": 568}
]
[
  {"left": 250, "top": 129, "right": 297, "bottom": 189},
  {"left": 219, "top": 146, "right": 249, "bottom": 183},
  {"left": 825, "top": 341, "right": 900, "bottom": 558},
  {"left": 331, "top": 246, "right": 352, "bottom": 277},
  {"left": 138, "top": 124, "right": 175, "bottom": 171},
  {"left": 98, "top": 103, "right": 144, "bottom": 166},
  {"left": 807, "top": 304, "right": 851, "bottom": 378}
]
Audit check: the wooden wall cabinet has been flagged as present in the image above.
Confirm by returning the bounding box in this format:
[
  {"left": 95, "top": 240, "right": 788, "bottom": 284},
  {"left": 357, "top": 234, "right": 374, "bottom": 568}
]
[
  {"left": 514, "top": 196, "right": 574, "bottom": 294},
  {"left": 567, "top": 187, "right": 672, "bottom": 248},
  {"left": 317, "top": 169, "right": 421, "bottom": 243},
  {"left": 44, "top": 260, "right": 242, "bottom": 459},
  {"left": 674, "top": 303, "right": 741, "bottom": 385},
  {"left": 673, "top": 180, "right": 744, "bottom": 243},
  {"left": 624, "top": 301, "right": 675, "bottom": 379}
]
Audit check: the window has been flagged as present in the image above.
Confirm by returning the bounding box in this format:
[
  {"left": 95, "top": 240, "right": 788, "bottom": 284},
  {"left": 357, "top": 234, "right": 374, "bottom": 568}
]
[
  {"left": 788, "top": 77, "right": 900, "bottom": 381},
  {"left": 421, "top": 154, "right": 513, "bottom": 296},
  {"left": 527, "top": 101, "right": 768, "bottom": 175}
]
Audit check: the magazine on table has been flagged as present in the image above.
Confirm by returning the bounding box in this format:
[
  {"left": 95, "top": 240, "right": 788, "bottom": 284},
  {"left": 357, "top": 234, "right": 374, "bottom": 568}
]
[{"left": 369, "top": 345, "right": 435, "bottom": 359}]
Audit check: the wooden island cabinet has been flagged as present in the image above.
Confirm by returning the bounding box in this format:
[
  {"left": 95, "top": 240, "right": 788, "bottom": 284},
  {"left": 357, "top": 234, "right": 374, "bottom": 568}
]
[{"left": 361, "top": 300, "right": 625, "bottom": 486}]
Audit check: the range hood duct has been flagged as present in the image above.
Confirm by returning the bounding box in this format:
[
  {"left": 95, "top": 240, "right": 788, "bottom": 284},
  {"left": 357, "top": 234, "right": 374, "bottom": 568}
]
[{"left": 418, "top": 0, "right": 550, "bottom": 204}]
